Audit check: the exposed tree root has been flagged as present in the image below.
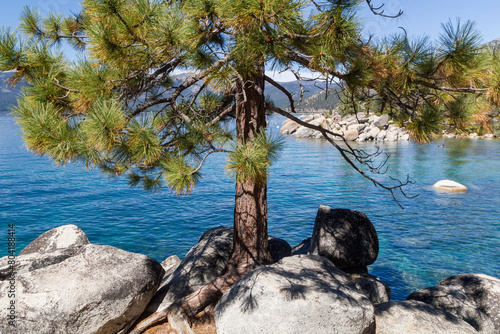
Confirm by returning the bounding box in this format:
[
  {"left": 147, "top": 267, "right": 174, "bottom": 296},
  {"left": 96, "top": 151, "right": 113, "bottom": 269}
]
[{"left": 129, "top": 262, "right": 254, "bottom": 334}]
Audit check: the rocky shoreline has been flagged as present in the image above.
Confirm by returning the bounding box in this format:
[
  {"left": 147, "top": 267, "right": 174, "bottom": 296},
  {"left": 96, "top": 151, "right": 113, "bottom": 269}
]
[
  {"left": 1, "top": 207, "right": 499, "bottom": 333},
  {"left": 278, "top": 112, "right": 499, "bottom": 141}
]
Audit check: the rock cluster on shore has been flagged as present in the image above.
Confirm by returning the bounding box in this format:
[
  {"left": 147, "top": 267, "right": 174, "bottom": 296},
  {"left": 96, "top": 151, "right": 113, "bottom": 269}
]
[
  {"left": 1, "top": 208, "right": 499, "bottom": 334},
  {"left": 279, "top": 112, "right": 411, "bottom": 142},
  {"left": 279, "top": 112, "right": 500, "bottom": 141}
]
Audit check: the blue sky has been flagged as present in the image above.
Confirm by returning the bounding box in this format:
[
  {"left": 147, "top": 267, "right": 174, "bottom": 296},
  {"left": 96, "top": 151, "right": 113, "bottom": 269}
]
[{"left": 1, "top": 0, "right": 499, "bottom": 81}]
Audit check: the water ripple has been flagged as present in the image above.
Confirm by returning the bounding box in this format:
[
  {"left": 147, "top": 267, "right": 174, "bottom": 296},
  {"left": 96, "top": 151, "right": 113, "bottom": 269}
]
[{"left": 1, "top": 112, "right": 499, "bottom": 300}]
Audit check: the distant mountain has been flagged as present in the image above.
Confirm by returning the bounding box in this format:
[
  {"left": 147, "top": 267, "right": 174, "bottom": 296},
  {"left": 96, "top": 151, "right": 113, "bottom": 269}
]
[
  {"left": 292, "top": 89, "right": 340, "bottom": 112},
  {"left": 265, "top": 80, "right": 331, "bottom": 108},
  {"left": 487, "top": 38, "right": 500, "bottom": 49},
  {"left": 0, "top": 72, "right": 23, "bottom": 111}
]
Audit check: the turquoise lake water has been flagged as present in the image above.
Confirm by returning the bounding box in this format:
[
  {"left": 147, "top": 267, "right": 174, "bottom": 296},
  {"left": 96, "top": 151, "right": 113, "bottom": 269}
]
[{"left": 1, "top": 111, "right": 499, "bottom": 300}]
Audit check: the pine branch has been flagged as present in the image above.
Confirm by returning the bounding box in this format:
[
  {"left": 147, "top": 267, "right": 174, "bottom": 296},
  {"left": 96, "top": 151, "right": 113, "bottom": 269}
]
[
  {"left": 264, "top": 75, "right": 296, "bottom": 113},
  {"left": 131, "top": 56, "right": 231, "bottom": 117},
  {"left": 365, "top": 0, "right": 403, "bottom": 18}
]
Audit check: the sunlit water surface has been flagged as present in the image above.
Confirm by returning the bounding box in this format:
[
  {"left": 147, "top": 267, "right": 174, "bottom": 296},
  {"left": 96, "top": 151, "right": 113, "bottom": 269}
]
[{"left": 1, "top": 112, "right": 499, "bottom": 300}]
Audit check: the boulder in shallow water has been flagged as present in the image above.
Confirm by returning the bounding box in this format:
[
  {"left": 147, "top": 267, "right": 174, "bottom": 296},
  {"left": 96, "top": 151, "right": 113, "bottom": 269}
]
[
  {"left": 293, "top": 126, "right": 317, "bottom": 138},
  {"left": 0, "top": 244, "right": 164, "bottom": 334},
  {"left": 309, "top": 206, "right": 379, "bottom": 269},
  {"left": 433, "top": 180, "right": 468, "bottom": 192},
  {"left": 368, "top": 127, "right": 381, "bottom": 139},
  {"left": 279, "top": 120, "right": 300, "bottom": 135},
  {"left": 214, "top": 255, "right": 375, "bottom": 334},
  {"left": 375, "top": 300, "right": 478, "bottom": 334}
]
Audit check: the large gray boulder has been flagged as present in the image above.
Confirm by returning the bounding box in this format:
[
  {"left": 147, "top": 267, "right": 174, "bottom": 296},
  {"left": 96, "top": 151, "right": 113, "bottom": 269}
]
[
  {"left": 376, "top": 129, "right": 387, "bottom": 140},
  {"left": 146, "top": 227, "right": 292, "bottom": 314},
  {"left": 19, "top": 224, "right": 90, "bottom": 255},
  {"left": 375, "top": 300, "right": 478, "bottom": 334},
  {"left": 309, "top": 206, "right": 379, "bottom": 268},
  {"left": 407, "top": 285, "right": 495, "bottom": 333},
  {"left": 385, "top": 130, "right": 398, "bottom": 141},
  {"left": 439, "top": 274, "right": 500, "bottom": 332},
  {"left": 1, "top": 225, "right": 91, "bottom": 280},
  {"left": 367, "top": 127, "right": 381, "bottom": 139},
  {"left": 214, "top": 255, "right": 375, "bottom": 334},
  {"left": 0, "top": 248, "right": 78, "bottom": 280},
  {"left": 146, "top": 226, "right": 234, "bottom": 314},
  {"left": 0, "top": 244, "right": 164, "bottom": 334},
  {"left": 293, "top": 126, "right": 319, "bottom": 138}
]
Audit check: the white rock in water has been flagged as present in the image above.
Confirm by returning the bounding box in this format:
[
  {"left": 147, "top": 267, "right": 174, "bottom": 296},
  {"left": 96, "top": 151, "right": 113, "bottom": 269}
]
[{"left": 433, "top": 180, "right": 468, "bottom": 192}]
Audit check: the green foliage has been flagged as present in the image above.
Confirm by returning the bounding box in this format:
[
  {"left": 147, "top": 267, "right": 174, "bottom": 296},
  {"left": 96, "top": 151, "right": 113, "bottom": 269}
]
[
  {"left": 163, "top": 156, "right": 201, "bottom": 195},
  {"left": 406, "top": 105, "right": 442, "bottom": 143},
  {"left": 446, "top": 96, "right": 474, "bottom": 131},
  {"left": 226, "top": 129, "right": 283, "bottom": 185},
  {"left": 12, "top": 98, "right": 79, "bottom": 164},
  {"left": 1, "top": 0, "right": 498, "bottom": 196},
  {"left": 126, "top": 117, "right": 164, "bottom": 166},
  {"left": 438, "top": 19, "right": 481, "bottom": 67},
  {"left": 81, "top": 99, "right": 126, "bottom": 151}
]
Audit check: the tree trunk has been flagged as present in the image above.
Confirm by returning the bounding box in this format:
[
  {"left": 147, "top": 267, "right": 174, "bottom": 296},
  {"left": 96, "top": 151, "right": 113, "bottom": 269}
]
[
  {"left": 232, "top": 63, "right": 273, "bottom": 268},
  {"left": 130, "top": 65, "right": 271, "bottom": 334},
  {"left": 179, "top": 64, "right": 272, "bottom": 318}
]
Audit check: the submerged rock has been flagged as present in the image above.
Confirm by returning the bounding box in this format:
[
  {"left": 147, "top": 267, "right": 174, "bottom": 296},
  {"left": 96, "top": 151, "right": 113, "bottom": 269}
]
[
  {"left": 214, "top": 255, "right": 375, "bottom": 334},
  {"left": 433, "top": 180, "right": 468, "bottom": 192}
]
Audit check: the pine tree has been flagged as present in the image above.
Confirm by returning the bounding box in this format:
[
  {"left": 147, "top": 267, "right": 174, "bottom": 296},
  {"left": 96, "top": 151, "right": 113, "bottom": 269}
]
[{"left": 1, "top": 0, "right": 498, "bottom": 330}]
